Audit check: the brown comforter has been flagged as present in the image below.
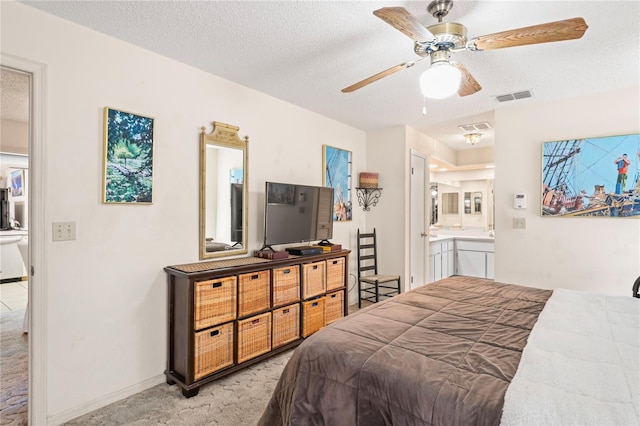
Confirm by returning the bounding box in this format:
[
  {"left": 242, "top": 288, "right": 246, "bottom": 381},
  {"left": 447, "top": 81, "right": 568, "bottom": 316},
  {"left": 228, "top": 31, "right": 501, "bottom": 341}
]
[{"left": 258, "top": 276, "right": 552, "bottom": 426}]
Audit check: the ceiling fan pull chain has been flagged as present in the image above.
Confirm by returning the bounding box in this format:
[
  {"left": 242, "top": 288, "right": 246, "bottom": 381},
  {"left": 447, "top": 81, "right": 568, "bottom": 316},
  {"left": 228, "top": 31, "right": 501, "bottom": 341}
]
[{"left": 422, "top": 97, "right": 428, "bottom": 115}]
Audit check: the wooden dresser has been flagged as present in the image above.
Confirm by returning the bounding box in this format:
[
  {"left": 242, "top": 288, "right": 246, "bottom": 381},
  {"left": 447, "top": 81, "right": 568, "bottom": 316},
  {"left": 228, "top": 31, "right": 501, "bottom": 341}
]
[{"left": 164, "top": 250, "right": 350, "bottom": 397}]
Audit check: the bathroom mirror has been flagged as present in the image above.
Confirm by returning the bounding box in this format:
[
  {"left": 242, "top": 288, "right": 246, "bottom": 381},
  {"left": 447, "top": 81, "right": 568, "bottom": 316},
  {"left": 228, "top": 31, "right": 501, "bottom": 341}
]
[
  {"left": 464, "top": 191, "right": 482, "bottom": 214},
  {"left": 442, "top": 192, "right": 459, "bottom": 214},
  {"left": 200, "top": 122, "right": 248, "bottom": 259}
]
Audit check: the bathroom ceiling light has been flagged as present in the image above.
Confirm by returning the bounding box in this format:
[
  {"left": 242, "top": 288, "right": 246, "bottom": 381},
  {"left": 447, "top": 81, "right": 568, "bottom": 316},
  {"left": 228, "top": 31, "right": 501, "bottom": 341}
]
[{"left": 464, "top": 133, "right": 482, "bottom": 145}]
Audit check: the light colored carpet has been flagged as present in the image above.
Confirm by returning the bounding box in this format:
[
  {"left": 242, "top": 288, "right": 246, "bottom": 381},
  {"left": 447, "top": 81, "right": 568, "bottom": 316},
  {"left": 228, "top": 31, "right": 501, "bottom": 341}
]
[
  {"left": 1, "top": 304, "right": 364, "bottom": 425},
  {"left": 0, "top": 310, "right": 28, "bottom": 426},
  {"left": 63, "top": 350, "right": 293, "bottom": 425}
]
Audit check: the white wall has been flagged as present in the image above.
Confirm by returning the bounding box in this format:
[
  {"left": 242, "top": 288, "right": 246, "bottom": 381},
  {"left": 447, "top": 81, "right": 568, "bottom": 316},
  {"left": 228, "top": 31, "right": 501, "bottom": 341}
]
[
  {"left": 495, "top": 87, "right": 640, "bottom": 296},
  {"left": 365, "top": 126, "right": 436, "bottom": 291},
  {"left": 365, "top": 126, "right": 407, "bottom": 288},
  {"left": 456, "top": 146, "right": 494, "bottom": 166},
  {"left": 0, "top": 118, "right": 28, "bottom": 155},
  {"left": 2, "top": 2, "right": 366, "bottom": 423}
]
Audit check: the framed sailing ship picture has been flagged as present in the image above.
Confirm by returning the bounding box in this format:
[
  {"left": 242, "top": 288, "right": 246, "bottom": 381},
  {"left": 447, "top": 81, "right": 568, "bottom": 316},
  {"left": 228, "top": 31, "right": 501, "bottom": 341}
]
[
  {"left": 322, "top": 145, "right": 352, "bottom": 221},
  {"left": 541, "top": 133, "right": 640, "bottom": 217}
]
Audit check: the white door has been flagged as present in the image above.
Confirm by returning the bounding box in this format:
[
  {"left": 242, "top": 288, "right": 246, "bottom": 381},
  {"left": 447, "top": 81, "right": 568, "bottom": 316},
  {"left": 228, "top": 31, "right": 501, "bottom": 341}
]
[{"left": 410, "top": 151, "right": 426, "bottom": 290}]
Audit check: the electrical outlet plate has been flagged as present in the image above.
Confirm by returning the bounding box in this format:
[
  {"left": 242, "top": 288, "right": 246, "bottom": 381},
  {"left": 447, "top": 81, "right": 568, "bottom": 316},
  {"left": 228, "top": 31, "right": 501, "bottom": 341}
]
[{"left": 52, "top": 221, "right": 76, "bottom": 241}]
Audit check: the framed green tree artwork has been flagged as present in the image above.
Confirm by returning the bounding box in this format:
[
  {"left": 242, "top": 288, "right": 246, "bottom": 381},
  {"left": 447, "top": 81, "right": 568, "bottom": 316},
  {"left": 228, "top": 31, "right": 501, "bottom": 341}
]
[{"left": 102, "top": 107, "right": 155, "bottom": 204}]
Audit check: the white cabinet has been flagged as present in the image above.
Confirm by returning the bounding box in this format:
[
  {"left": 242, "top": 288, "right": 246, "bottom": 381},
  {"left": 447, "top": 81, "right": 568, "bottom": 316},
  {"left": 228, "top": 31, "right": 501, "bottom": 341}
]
[
  {"left": 0, "top": 232, "right": 28, "bottom": 281},
  {"left": 486, "top": 252, "right": 495, "bottom": 279},
  {"left": 447, "top": 244, "right": 455, "bottom": 277},
  {"left": 428, "top": 239, "right": 454, "bottom": 283},
  {"left": 456, "top": 240, "right": 495, "bottom": 279},
  {"left": 457, "top": 250, "right": 486, "bottom": 278}
]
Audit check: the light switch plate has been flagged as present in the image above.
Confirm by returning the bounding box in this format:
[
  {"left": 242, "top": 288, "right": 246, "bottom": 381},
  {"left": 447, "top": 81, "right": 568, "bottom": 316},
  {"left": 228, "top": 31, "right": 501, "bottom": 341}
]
[
  {"left": 513, "top": 218, "right": 526, "bottom": 229},
  {"left": 52, "top": 221, "right": 76, "bottom": 241}
]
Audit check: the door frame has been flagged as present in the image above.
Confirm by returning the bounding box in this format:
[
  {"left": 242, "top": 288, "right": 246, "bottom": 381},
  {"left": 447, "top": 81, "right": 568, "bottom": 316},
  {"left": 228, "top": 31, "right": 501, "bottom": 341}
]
[
  {"left": 409, "top": 150, "right": 427, "bottom": 290},
  {"left": 1, "top": 53, "right": 48, "bottom": 425}
]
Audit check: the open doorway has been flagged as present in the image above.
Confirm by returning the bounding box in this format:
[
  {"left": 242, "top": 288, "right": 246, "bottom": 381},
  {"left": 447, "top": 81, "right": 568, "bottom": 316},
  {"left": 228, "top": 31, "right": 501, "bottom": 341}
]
[
  {"left": 0, "top": 65, "right": 30, "bottom": 424},
  {"left": 1, "top": 54, "right": 46, "bottom": 425}
]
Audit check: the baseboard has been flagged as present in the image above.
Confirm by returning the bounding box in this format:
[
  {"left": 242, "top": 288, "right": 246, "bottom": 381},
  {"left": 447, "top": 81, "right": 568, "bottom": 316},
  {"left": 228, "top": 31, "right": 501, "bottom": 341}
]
[{"left": 46, "top": 374, "right": 165, "bottom": 425}]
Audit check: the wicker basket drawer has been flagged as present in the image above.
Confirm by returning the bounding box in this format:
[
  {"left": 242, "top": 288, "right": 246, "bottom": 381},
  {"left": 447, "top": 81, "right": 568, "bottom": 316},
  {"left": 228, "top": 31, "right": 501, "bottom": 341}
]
[
  {"left": 194, "top": 322, "right": 234, "bottom": 380},
  {"left": 272, "top": 303, "right": 300, "bottom": 348},
  {"left": 326, "top": 257, "right": 345, "bottom": 291},
  {"left": 237, "top": 312, "right": 272, "bottom": 364},
  {"left": 302, "top": 297, "right": 326, "bottom": 337},
  {"left": 325, "top": 290, "right": 344, "bottom": 325},
  {"left": 302, "top": 261, "right": 326, "bottom": 299},
  {"left": 238, "top": 270, "right": 270, "bottom": 317},
  {"left": 273, "top": 265, "right": 300, "bottom": 307},
  {"left": 194, "top": 276, "right": 237, "bottom": 330}
]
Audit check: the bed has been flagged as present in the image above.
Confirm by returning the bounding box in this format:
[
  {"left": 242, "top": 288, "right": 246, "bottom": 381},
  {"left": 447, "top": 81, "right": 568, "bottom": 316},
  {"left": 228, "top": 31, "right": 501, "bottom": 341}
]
[{"left": 259, "top": 276, "right": 639, "bottom": 426}]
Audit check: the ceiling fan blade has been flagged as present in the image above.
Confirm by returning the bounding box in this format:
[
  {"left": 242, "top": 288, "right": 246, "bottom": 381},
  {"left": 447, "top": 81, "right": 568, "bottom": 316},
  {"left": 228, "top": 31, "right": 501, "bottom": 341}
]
[
  {"left": 452, "top": 63, "right": 482, "bottom": 97},
  {"left": 470, "top": 17, "right": 588, "bottom": 51},
  {"left": 373, "top": 7, "right": 435, "bottom": 42},
  {"left": 341, "top": 58, "right": 426, "bottom": 93}
]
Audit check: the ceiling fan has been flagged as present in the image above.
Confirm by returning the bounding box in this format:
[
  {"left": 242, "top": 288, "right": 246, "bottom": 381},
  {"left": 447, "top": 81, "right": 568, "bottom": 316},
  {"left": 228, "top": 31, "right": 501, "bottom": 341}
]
[{"left": 342, "top": 0, "right": 588, "bottom": 98}]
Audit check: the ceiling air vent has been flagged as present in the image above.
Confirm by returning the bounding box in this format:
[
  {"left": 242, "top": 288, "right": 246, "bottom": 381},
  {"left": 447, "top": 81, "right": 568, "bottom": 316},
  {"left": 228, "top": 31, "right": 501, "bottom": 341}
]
[
  {"left": 457, "top": 122, "right": 492, "bottom": 132},
  {"left": 495, "top": 90, "right": 533, "bottom": 103}
]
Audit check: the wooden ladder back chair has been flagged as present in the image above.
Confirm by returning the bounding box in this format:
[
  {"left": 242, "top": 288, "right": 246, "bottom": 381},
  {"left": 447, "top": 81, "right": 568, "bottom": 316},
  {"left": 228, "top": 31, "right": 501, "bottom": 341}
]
[{"left": 357, "top": 228, "right": 401, "bottom": 308}]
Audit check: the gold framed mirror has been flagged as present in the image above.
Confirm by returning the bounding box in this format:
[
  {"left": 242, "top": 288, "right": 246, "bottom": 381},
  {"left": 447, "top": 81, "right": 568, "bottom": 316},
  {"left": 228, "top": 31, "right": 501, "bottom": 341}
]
[{"left": 199, "top": 122, "right": 248, "bottom": 259}]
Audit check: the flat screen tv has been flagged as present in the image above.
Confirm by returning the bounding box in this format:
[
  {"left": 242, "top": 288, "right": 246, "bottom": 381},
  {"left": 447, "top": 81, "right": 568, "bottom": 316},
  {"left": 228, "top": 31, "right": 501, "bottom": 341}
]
[{"left": 263, "top": 182, "right": 334, "bottom": 248}]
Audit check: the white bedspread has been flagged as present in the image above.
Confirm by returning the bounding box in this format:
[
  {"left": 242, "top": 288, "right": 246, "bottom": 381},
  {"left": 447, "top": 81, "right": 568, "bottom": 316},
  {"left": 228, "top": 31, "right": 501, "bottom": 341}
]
[{"left": 501, "top": 288, "right": 640, "bottom": 426}]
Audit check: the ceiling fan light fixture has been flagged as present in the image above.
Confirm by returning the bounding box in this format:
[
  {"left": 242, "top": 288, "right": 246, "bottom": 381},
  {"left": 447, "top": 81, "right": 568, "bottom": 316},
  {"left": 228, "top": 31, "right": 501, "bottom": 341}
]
[
  {"left": 419, "top": 62, "right": 461, "bottom": 99},
  {"left": 464, "top": 133, "right": 482, "bottom": 145}
]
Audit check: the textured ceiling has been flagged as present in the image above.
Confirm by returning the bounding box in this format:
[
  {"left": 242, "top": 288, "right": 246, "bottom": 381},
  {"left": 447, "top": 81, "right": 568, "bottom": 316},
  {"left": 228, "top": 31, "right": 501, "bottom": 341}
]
[
  {"left": 14, "top": 1, "right": 640, "bottom": 152},
  {"left": 0, "top": 67, "right": 30, "bottom": 123}
]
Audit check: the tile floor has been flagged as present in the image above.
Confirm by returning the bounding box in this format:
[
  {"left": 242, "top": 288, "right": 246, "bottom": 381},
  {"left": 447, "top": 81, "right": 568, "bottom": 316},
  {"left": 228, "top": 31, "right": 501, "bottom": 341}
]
[{"left": 0, "top": 280, "right": 28, "bottom": 312}]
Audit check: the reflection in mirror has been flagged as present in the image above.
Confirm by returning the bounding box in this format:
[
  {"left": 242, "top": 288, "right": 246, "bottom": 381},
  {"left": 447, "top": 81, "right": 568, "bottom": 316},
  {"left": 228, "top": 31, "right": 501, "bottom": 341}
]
[
  {"left": 200, "top": 122, "right": 248, "bottom": 259},
  {"left": 464, "top": 192, "right": 471, "bottom": 214},
  {"left": 442, "top": 192, "right": 459, "bottom": 214},
  {"left": 464, "top": 191, "right": 482, "bottom": 214},
  {"left": 474, "top": 192, "right": 482, "bottom": 214},
  {"left": 430, "top": 183, "right": 438, "bottom": 225}
]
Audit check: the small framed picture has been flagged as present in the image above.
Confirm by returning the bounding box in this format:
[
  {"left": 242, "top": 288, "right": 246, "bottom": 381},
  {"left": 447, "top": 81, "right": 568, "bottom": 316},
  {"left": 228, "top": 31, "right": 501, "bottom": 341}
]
[
  {"left": 10, "top": 169, "right": 24, "bottom": 197},
  {"left": 323, "top": 145, "right": 352, "bottom": 221},
  {"left": 103, "top": 107, "right": 155, "bottom": 204}
]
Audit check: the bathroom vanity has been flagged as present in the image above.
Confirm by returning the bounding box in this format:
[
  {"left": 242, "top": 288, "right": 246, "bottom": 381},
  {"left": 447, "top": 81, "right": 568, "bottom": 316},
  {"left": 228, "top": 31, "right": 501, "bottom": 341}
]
[{"left": 429, "top": 233, "right": 495, "bottom": 282}]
